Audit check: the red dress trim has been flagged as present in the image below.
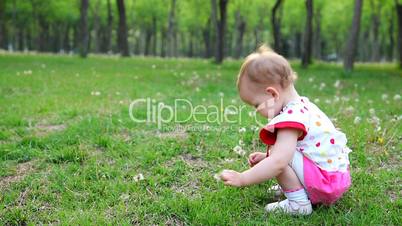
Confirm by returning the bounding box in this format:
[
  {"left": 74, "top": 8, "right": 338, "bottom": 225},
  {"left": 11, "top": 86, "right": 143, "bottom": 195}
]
[{"left": 259, "top": 121, "right": 308, "bottom": 145}]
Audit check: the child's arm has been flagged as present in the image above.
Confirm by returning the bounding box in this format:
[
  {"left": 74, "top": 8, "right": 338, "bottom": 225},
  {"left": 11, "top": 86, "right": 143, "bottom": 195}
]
[{"left": 220, "top": 128, "right": 299, "bottom": 187}]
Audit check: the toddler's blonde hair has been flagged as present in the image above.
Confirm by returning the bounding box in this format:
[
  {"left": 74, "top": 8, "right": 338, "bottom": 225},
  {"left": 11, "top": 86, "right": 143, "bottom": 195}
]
[{"left": 237, "top": 44, "right": 297, "bottom": 89}]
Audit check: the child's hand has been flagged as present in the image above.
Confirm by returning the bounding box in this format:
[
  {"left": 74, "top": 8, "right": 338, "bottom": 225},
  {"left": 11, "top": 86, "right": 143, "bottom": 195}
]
[
  {"left": 248, "top": 152, "right": 266, "bottom": 167},
  {"left": 220, "top": 170, "right": 244, "bottom": 187}
]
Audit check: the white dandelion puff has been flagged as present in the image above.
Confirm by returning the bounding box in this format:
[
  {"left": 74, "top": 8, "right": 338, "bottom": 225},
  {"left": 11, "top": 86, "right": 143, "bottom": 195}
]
[
  {"left": 369, "top": 108, "right": 375, "bottom": 116},
  {"left": 133, "top": 173, "right": 145, "bottom": 182},
  {"left": 233, "top": 145, "right": 246, "bottom": 156},
  {"left": 238, "top": 127, "right": 246, "bottom": 133},
  {"left": 224, "top": 108, "right": 237, "bottom": 115},
  {"left": 393, "top": 94, "right": 401, "bottom": 101},
  {"left": 334, "top": 80, "right": 341, "bottom": 88},
  {"left": 353, "top": 116, "right": 361, "bottom": 124},
  {"left": 238, "top": 139, "right": 244, "bottom": 146},
  {"left": 345, "top": 106, "right": 354, "bottom": 114}
]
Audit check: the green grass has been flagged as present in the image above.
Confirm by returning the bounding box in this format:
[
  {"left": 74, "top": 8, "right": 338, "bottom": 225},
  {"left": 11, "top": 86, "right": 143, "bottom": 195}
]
[{"left": 0, "top": 53, "right": 401, "bottom": 224}]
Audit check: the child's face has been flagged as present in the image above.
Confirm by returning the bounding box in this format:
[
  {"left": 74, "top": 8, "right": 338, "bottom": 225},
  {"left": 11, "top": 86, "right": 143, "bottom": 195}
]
[{"left": 239, "top": 81, "right": 283, "bottom": 119}]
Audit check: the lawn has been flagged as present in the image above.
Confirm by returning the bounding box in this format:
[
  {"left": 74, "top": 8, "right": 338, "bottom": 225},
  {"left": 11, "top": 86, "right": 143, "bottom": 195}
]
[{"left": 0, "top": 53, "right": 401, "bottom": 224}]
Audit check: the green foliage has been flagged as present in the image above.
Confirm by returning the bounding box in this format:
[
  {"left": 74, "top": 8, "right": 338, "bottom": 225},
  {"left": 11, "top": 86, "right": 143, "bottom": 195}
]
[{"left": 2, "top": 0, "right": 399, "bottom": 59}]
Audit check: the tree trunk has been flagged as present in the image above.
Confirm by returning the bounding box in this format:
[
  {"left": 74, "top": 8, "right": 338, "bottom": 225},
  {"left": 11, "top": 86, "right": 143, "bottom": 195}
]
[
  {"left": 17, "top": 28, "right": 24, "bottom": 51},
  {"left": 0, "top": 0, "right": 6, "bottom": 49},
  {"left": 343, "top": 0, "right": 363, "bottom": 72},
  {"left": 79, "top": 0, "right": 89, "bottom": 57},
  {"left": 63, "top": 24, "right": 71, "bottom": 52},
  {"left": 152, "top": 16, "right": 157, "bottom": 56},
  {"left": 202, "top": 18, "right": 212, "bottom": 58},
  {"left": 271, "top": 0, "right": 283, "bottom": 53},
  {"left": 396, "top": 3, "right": 402, "bottom": 67},
  {"left": 369, "top": 0, "right": 381, "bottom": 62},
  {"left": 144, "top": 29, "right": 152, "bottom": 55},
  {"left": 302, "top": 0, "right": 313, "bottom": 68},
  {"left": 106, "top": 0, "right": 113, "bottom": 53},
  {"left": 234, "top": 10, "right": 246, "bottom": 58},
  {"left": 161, "top": 28, "right": 166, "bottom": 57},
  {"left": 167, "top": 0, "right": 176, "bottom": 57},
  {"left": 93, "top": 0, "right": 101, "bottom": 53},
  {"left": 313, "top": 6, "right": 322, "bottom": 60},
  {"left": 388, "top": 14, "right": 395, "bottom": 61},
  {"left": 26, "top": 26, "right": 32, "bottom": 50},
  {"left": 213, "top": 0, "right": 228, "bottom": 64},
  {"left": 38, "top": 16, "right": 49, "bottom": 52},
  {"left": 116, "top": 0, "right": 130, "bottom": 56},
  {"left": 188, "top": 33, "right": 193, "bottom": 57},
  {"left": 10, "top": 0, "right": 16, "bottom": 51}
]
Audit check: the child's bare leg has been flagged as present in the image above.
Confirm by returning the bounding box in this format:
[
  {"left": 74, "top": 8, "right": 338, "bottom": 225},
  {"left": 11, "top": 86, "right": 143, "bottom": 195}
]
[
  {"left": 265, "top": 165, "right": 312, "bottom": 215},
  {"left": 276, "top": 165, "right": 304, "bottom": 191}
]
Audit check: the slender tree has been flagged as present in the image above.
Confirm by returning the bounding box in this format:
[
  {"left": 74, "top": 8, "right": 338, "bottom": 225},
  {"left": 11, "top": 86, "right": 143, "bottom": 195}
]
[
  {"left": 343, "top": 0, "right": 363, "bottom": 72},
  {"left": 93, "top": 0, "right": 101, "bottom": 53},
  {"left": 212, "top": 0, "right": 229, "bottom": 64},
  {"left": 387, "top": 14, "right": 395, "bottom": 61},
  {"left": 234, "top": 10, "right": 246, "bottom": 59},
  {"left": 79, "top": 0, "right": 89, "bottom": 58},
  {"left": 369, "top": 0, "right": 381, "bottom": 62},
  {"left": 0, "top": 0, "right": 6, "bottom": 49},
  {"left": 271, "top": 0, "right": 283, "bottom": 53},
  {"left": 167, "top": 0, "right": 177, "bottom": 57},
  {"left": 313, "top": 3, "right": 323, "bottom": 60},
  {"left": 302, "top": 0, "right": 313, "bottom": 68},
  {"left": 106, "top": 0, "right": 113, "bottom": 52},
  {"left": 396, "top": 1, "right": 402, "bottom": 67},
  {"left": 202, "top": 18, "right": 212, "bottom": 58},
  {"left": 116, "top": 0, "right": 129, "bottom": 56}
]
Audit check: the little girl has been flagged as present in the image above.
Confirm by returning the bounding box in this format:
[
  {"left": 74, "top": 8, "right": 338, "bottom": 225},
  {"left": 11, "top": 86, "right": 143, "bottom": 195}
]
[{"left": 220, "top": 45, "right": 352, "bottom": 215}]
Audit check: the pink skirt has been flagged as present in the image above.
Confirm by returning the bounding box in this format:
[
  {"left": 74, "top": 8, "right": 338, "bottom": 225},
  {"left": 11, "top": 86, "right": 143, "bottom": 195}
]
[{"left": 303, "top": 156, "right": 351, "bottom": 205}]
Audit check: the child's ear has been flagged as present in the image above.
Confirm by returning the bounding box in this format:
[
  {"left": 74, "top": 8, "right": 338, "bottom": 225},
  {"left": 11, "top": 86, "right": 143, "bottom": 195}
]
[{"left": 265, "top": 87, "right": 280, "bottom": 100}]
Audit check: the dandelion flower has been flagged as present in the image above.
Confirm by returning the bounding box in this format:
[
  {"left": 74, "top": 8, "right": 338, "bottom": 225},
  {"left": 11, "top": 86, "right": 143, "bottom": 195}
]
[
  {"left": 345, "top": 106, "right": 354, "bottom": 114},
  {"left": 394, "top": 94, "right": 401, "bottom": 101},
  {"left": 224, "top": 108, "right": 237, "bottom": 115},
  {"left": 233, "top": 145, "right": 245, "bottom": 156},
  {"left": 238, "top": 127, "right": 246, "bottom": 133},
  {"left": 133, "top": 173, "right": 144, "bottom": 182},
  {"left": 381, "top": 94, "right": 388, "bottom": 100},
  {"left": 353, "top": 116, "right": 361, "bottom": 124},
  {"left": 334, "top": 80, "right": 341, "bottom": 88}
]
